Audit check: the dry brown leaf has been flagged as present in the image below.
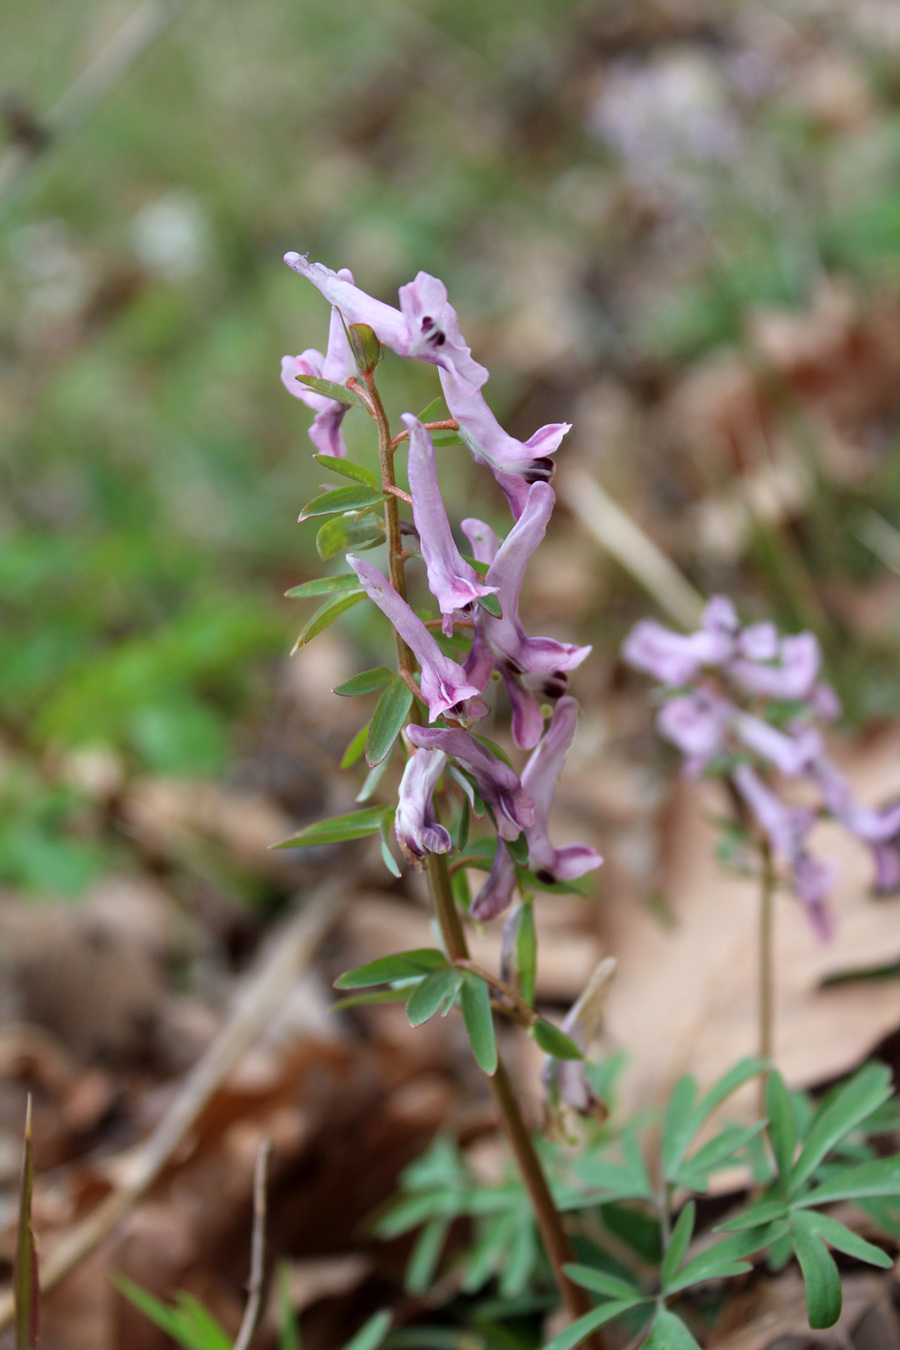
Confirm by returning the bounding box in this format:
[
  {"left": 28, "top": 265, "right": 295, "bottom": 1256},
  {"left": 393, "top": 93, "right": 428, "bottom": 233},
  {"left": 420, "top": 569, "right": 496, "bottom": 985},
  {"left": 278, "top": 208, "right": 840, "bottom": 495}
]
[{"left": 712, "top": 1270, "right": 899, "bottom": 1349}]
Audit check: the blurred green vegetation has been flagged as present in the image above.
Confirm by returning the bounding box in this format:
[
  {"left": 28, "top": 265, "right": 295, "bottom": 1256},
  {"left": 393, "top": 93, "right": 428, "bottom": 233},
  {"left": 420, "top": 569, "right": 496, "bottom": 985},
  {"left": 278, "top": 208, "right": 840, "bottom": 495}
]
[{"left": 2, "top": 0, "right": 900, "bottom": 895}]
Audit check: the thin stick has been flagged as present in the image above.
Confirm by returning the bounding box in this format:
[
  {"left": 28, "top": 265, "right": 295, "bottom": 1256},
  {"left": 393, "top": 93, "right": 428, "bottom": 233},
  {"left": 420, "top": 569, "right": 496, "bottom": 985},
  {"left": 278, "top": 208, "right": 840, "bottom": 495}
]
[
  {"left": 758, "top": 840, "right": 775, "bottom": 1114},
  {"left": 558, "top": 467, "right": 705, "bottom": 631},
  {"left": 0, "top": 876, "right": 350, "bottom": 1332},
  {"left": 233, "top": 1141, "right": 272, "bottom": 1350}
]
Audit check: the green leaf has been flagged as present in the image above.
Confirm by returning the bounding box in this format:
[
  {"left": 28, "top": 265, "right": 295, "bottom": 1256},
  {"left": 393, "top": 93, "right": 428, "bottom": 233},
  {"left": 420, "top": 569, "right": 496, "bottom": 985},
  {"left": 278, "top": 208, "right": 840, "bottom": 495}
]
[
  {"left": 516, "top": 901, "right": 536, "bottom": 1007},
  {"left": 366, "top": 676, "right": 413, "bottom": 767},
  {"left": 405, "top": 1218, "right": 448, "bottom": 1294},
  {"left": 430, "top": 430, "right": 463, "bottom": 446},
  {"left": 540, "top": 1300, "right": 648, "bottom": 1350},
  {"left": 378, "top": 810, "right": 401, "bottom": 879},
  {"left": 791, "top": 1064, "right": 892, "bottom": 1193},
  {"left": 667, "top": 1221, "right": 789, "bottom": 1294},
  {"left": 290, "top": 591, "right": 364, "bottom": 651},
  {"left": 285, "top": 573, "right": 362, "bottom": 598},
  {"left": 767, "top": 1070, "right": 798, "bottom": 1187},
  {"left": 718, "top": 1198, "right": 790, "bottom": 1231},
  {"left": 331, "top": 987, "right": 411, "bottom": 1012},
  {"left": 453, "top": 796, "right": 470, "bottom": 855},
  {"left": 661, "top": 1201, "right": 696, "bottom": 1291},
  {"left": 499, "top": 1206, "right": 537, "bottom": 1297},
  {"left": 276, "top": 1262, "right": 301, "bottom": 1350},
  {"left": 531, "top": 1019, "right": 584, "bottom": 1061},
  {"left": 340, "top": 1309, "right": 392, "bottom": 1350},
  {"left": 576, "top": 1130, "right": 654, "bottom": 1201},
  {"left": 313, "top": 455, "right": 378, "bottom": 488},
  {"left": 334, "top": 666, "right": 394, "bottom": 697},
  {"left": 677, "top": 1122, "right": 768, "bottom": 1190},
  {"left": 662, "top": 1075, "right": 698, "bottom": 1179},
  {"left": 293, "top": 373, "right": 369, "bottom": 408},
  {"left": 299, "top": 484, "right": 385, "bottom": 522},
  {"left": 461, "top": 973, "right": 497, "bottom": 1075},
  {"left": 416, "top": 395, "right": 447, "bottom": 422},
  {"left": 340, "top": 723, "right": 369, "bottom": 770},
  {"left": 114, "top": 1278, "right": 187, "bottom": 1343},
  {"left": 334, "top": 949, "right": 448, "bottom": 990},
  {"left": 505, "top": 830, "right": 529, "bottom": 866},
  {"left": 791, "top": 1214, "right": 842, "bottom": 1329},
  {"left": 476, "top": 592, "right": 502, "bottom": 617},
  {"left": 356, "top": 752, "right": 392, "bottom": 804},
  {"left": 14, "top": 1101, "right": 37, "bottom": 1350},
  {"left": 563, "top": 1264, "right": 642, "bottom": 1301},
  {"left": 695, "top": 1057, "right": 767, "bottom": 1123},
  {"left": 406, "top": 968, "right": 464, "bottom": 1027},
  {"left": 794, "top": 1156, "right": 900, "bottom": 1207},
  {"left": 797, "top": 1210, "right": 891, "bottom": 1268},
  {"left": 642, "top": 1307, "right": 702, "bottom": 1349},
  {"left": 316, "top": 517, "right": 383, "bottom": 561},
  {"left": 273, "top": 805, "right": 382, "bottom": 849}
]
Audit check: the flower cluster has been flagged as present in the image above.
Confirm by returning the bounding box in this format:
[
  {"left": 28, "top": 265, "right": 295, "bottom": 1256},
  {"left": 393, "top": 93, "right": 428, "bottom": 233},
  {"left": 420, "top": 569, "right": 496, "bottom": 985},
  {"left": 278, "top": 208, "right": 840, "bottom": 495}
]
[
  {"left": 282, "top": 254, "right": 602, "bottom": 920},
  {"left": 623, "top": 598, "right": 900, "bottom": 936}
]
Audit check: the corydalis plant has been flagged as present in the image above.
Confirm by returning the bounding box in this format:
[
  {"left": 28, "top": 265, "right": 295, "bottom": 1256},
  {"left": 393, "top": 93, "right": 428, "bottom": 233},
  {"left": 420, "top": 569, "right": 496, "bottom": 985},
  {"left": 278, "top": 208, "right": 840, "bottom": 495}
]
[{"left": 279, "top": 252, "right": 604, "bottom": 1341}]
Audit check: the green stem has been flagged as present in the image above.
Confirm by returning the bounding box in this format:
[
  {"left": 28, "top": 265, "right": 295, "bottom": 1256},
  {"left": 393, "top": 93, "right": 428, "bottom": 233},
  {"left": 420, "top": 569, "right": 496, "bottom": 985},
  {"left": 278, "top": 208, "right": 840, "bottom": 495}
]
[
  {"left": 758, "top": 839, "right": 775, "bottom": 1114},
  {"left": 365, "top": 374, "right": 604, "bottom": 1345}
]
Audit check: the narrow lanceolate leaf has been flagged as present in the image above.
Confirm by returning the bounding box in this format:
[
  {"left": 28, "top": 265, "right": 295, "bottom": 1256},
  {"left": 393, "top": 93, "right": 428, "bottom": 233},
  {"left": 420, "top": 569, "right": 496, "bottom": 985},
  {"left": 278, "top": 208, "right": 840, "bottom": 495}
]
[
  {"left": 334, "top": 948, "right": 448, "bottom": 990},
  {"left": 540, "top": 1299, "right": 647, "bottom": 1350},
  {"left": 461, "top": 973, "right": 497, "bottom": 1075},
  {"left": 666, "top": 1221, "right": 789, "bottom": 1295},
  {"left": 661, "top": 1202, "right": 696, "bottom": 1292},
  {"left": 515, "top": 901, "right": 537, "bottom": 1007},
  {"left": 340, "top": 1308, "right": 392, "bottom": 1350},
  {"left": 662, "top": 1075, "right": 699, "bottom": 1179},
  {"left": 273, "top": 805, "right": 383, "bottom": 849},
  {"left": 313, "top": 453, "right": 378, "bottom": 488},
  {"left": 642, "top": 1307, "right": 702, "bottom": 1349},
  {"left": 316, "top": 517, "right": 383, "bottom": 561},
  {"left": 406, "top": 968, "right": 464, "bottom": 1028},
  {"left": 285, "top": 573, "right": 362, "bottom": 599},
  {"left": 677, "top": 1122, "right": 767, "bottom": 1191},
  {"left": 790, "top": 1064, "right": 893, "bottom": 1194},
  {"left": 695, "top": 1057, "right": 767, "bottom": 1124},
  {"left": 356, "top": 753, "right": 392, "bottom": 804},
  {"left": 563, "top": 1264, "right": 642, "bottom": 1301},
  {"left": 290, "top": 591, "right": 364, "bottom": 652},
  {"left": 293, "top": 373, "right": 370, "bottom": 408},
  {"left": 334, "top": 666, "right": 394, "bottom": 697},
  {"left": 366, "top": 676, "right": 413, "bottom": 767},
  {"left": 331, "top": 987, "right": 410, "bottom": 1012},
  {"left": 798, "top": 1210, "right": 891, "bottom": 1268},
  {"left": 791, "top": 1215, "right": 842, "bottom": 1330},
  {"left": 767, "top": 1070, "right": 798, "bottom": 1188},
  {"left": 531, "top": 1019, "right": 584, "bottom": 1060},
  {"left": 14, "top": 1099, "right": 38, "bottom": 1350},
  {"left": 378, "top": 808, "right": 401, "bottom": 878},
  {"left": 717, "top": 1198, "right": 790, "bottom": 1232},
  {"left": 794, "top": 1156, "right": 900, "bottom": 1207},
  {"left": 299, "top": 484, "right": 385, "bottom": 522},
  {"left": 341, "top": 723, "right": 369, "bottom": 770}
]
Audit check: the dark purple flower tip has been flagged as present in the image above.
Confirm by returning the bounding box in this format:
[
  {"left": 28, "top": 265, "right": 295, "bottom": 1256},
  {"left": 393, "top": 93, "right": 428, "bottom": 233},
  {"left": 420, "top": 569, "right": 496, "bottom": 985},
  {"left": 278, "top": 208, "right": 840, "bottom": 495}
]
[{"left": 406, "top": 725, "right": 534, "bottom": 840}]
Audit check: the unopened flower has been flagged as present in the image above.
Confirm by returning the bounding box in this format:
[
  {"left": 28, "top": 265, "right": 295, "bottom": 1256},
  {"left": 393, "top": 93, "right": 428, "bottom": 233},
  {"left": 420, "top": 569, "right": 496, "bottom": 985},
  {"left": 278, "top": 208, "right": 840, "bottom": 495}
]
[
  {"left": 280, "top": 266, "right": 356, "bottom": 457},
  {"left": 347, "top": 555, "right": 484, "bottom": 722},
  {"left": 395, "top": 747, "right": 452, "bottom": 866},
  {"left": 404, "top": 413, "right": 497, "bottom": 636},
  {"left": 406, "top": 725, "right": 534, "bottom": 841},
  {"left": 542, "top": 957, "right": 617, "bottom": 1117}
]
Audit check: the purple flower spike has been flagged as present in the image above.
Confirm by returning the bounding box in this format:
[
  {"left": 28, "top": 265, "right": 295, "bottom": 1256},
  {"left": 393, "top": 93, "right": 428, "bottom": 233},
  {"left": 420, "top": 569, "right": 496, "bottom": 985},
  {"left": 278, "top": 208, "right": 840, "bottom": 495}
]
[
  {"left": 522, "top": 698, "right": 603, "bottom": 885},
  {"left": 404, "top": 414, "right": 498, "bottom": 636},
  {"left": 656, "top": 690, "right": 731, "bottom": 777},
  {"left": 733, "top": 763, "right": 835, "bottom": 939},
  {"left": 283, "top": 253, "right": 488, "bottom": 387},
  {"left": 474, "top": 483, "right": 591, "bottom": 749},
  {"left": 281, "top": 267, "right": 356, "bottom": 457},
  {"left": 733, "top": 713, "right": 822, "bottom": 777},
  {"left": 810, "top": 757, "right": 900, "bottom": 895},
  {"left": 729, "top": 632, "right": 821, "bottom": 701},
  {"left": 394, "top": 748, "right": 452, "bottom": 867},
  {"left": 406, "top": 726, "right": 534, "bottom": 841},
  {"left": 439, "top": 366, "right": 570, "bottom": 518},
  {"left": 622, "top": 616, "right": 732, "bottom": 686},
  {"left": 347, "top": 556, "right": 484, "bottom": 723},
  {"left": 471, "top": 841, "right": 517, "bottom": 921}
]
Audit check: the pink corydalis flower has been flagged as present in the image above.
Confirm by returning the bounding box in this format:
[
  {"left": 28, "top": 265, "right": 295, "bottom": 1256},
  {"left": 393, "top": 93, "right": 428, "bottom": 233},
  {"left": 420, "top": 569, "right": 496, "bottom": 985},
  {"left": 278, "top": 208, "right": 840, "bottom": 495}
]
[
  {"left": 462, "top": 485, "right": 591, "bottom": 749},
  {"left": 406, "top": 725, "right": 534, "bottom": 842},
  {"left": 404, "top": 413, "right": 498, "bottom": 636},
  {"left": 347, "top": 555, "right": 484, "bottom": 723},
  {"left": 281, "top": 266, "right": 356, "bottom": 458},
  {"left": 394, "top": 747, "right": 452, "bottom": 866}
]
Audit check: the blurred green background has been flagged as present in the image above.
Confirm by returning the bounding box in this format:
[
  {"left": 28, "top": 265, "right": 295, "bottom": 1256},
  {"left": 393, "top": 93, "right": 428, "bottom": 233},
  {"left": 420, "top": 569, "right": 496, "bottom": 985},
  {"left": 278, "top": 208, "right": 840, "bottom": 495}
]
[{"left": 2, "top": 0, "right": 900, "bottom": 898}]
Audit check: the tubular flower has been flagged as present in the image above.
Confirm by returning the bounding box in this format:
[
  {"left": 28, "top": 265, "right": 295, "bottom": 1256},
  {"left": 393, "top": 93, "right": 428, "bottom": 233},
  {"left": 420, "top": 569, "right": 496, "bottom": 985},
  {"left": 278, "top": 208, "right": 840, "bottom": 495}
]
[
  {"left": 406, "top": 726, "right": 534, "bottom": 842},
  {"left": 280, "top": 266, "right": 356, "bottom": 457},
  {"left": 404, "top": 413, "right": 497, "bottom": 636},
  {"left": 542, "top": 958, "right": 617, "bottom": 1118},
  {"left": 471, "top": 839, "right": 517, "bottom": 922},
  {"left": 461, "top": 484, "right": 591, "bottom": 749},
  {"left": 394, "top": 748, "right": 452, "bottom": 867},
  {"left": 522, "top": 697, "right": 603, "bottom": 887},
  {"left": 283, "top": 253, "right": 488, "bottom": 388},
  {"left": 347, "top": 556, "right": 484, "bottom": 723}
]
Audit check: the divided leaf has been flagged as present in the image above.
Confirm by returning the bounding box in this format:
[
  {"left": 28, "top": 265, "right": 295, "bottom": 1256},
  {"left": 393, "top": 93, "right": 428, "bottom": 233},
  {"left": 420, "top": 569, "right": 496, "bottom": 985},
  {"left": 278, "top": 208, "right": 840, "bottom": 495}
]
[
  {"left": 767, "top": 1070, "right": 798, "bottom": 1188},
  {"left": 790, "top": 1064, "right": 892, "bottom": 1194}
]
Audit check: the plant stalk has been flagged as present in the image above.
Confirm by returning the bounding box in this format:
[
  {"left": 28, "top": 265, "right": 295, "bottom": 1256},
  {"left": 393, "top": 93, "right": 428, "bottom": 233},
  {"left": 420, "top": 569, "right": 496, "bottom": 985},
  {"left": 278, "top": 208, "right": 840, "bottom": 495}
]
[{"left": 758, "top": 839, "right": 775, "bottom": 1115}]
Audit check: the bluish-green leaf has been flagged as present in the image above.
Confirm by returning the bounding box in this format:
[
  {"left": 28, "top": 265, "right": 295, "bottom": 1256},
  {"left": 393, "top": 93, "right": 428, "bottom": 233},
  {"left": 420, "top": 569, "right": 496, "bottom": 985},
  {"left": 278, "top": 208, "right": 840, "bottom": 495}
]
[
  {"left": 285, "top": 573, "right": 361, "bottom": 599},
  {"left": 273, "top": 805, "right": 382, "bottom": 849},
  {"left": 334, "top": 666, "right": 394, "bottom": 697},
  {"left": 696, "top": 1057, "right": 767, "bottom": 1123},
  {"left": 313, "top": 453, "right": 378, "bottom": 487},
  {"left": 563, "top": 1264, "right": 642, "bottom": 1301},
  {"left": 791, "top": 1215, "right": 842, "bottom": 1329},
  {"left": 366, "top": 676, "right": 413, "bottom": 767},
  {"left": 378, "top": 809, "right": 401, "bottom": 878},
  {"left": 667, "top": 1221, "right": 789, "bottom": 1294},
  {"left": 642, "top": 1307, "right": 702, "bottom": 1349},
  {"left": 791, "top": 1064, "right": 892, "bottom": 1193},
  {"left": 767, "top": 1070, "right": 798, "bottom": 1188},
  {"left": 316, "top": 517, "right": 383, "bottom": 561},
  {"left": 461, "top": 973, "right": 497, "bottom": 1075},
  {"left": 299, "top": 484, "right": 384, "bottom": 522},
  {"left": 677, "top": 1123, "right": 767, "bottom": 1191},
  {"left": 356, "top": 752, "right": 392, "bottom": 803},
  {"left": 331, "top": 987, "right": 411, "bottom": 1012},
  {"left": 516, "top": 901, "right": 536, "bottom": 1007},
  {"left": 293, "top": 373, "right": 369, "bottom": 408},
  {"left": 661, "top": 1201, "right": 696, "bottom": 1291},
  {"left": 334, "top": 948, "right": 448, "bottom": 990},
  {"left": 406, "top": 968, "right": 464, "bottom": 1027},
  {"left": 531, "top": 1019, "right": 584, "bottom": 1061},
  {"left": 540, "top": 1299, "right": 647, "bottom": 1350},
  {"left": 797, "top": 1210, "right": 891, "bottom": 1268},
  {"left": 794, "top": 1156, "right": 900, "bottom": 1207},
  {"left": 340, "top": 723, "right": 369, "bottom": 770},
  {"left": 405, "top": 1218, "right": 448, "bottom": 1295},
  {"left": 290, "top": 591, "right": 364, "bottom": 651},
  {"left": 717, "top": 1197, "right": 789, "bottom": 1231},
  {"left": 662, "top": 1075, "right": 698, "bottom": 1179},
  {"left": 416, "top": 395, "right": 446, "bottom": 422},
  {"left": 340, "top": 1309, "right": 392, "bottom": 1350}
]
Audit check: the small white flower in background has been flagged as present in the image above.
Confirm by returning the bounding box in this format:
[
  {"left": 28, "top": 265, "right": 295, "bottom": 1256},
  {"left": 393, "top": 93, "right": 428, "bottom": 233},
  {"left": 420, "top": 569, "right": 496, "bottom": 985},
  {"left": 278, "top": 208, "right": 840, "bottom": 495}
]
[{"left": 131, "top": 191, "right": 211, "bottom": 282}]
